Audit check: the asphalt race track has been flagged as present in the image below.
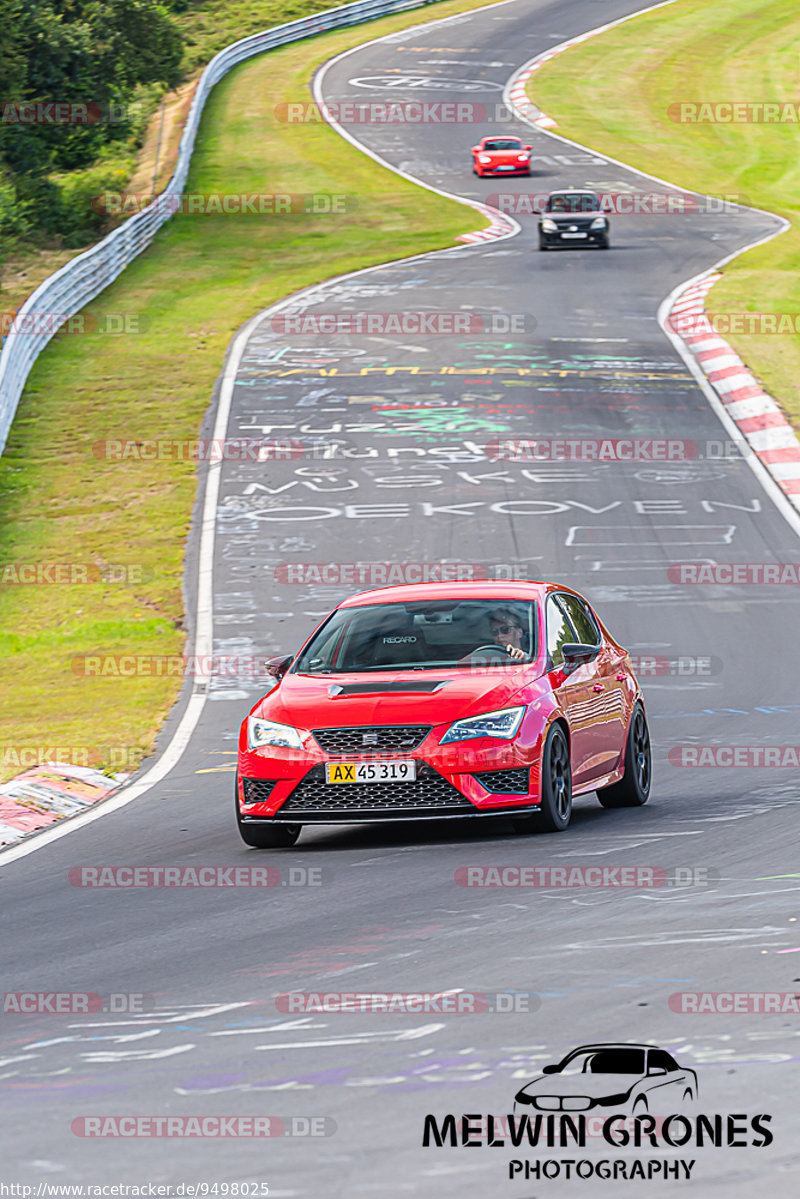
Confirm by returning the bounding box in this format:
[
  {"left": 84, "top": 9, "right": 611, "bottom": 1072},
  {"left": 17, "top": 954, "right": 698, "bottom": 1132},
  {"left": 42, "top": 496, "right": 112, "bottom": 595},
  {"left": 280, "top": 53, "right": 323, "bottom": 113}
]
[{"left": 2, "top": 0, "right": 800, "bottom": 1194}]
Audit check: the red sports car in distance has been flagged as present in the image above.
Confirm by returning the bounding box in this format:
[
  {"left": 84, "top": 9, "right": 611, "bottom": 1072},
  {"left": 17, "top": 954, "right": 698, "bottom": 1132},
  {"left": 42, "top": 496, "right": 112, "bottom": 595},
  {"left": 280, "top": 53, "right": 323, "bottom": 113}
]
[
  {"left": 235, "top": 581, "right": 651, "bottom": 847},
  {"left": 471, "top": 135, "right": 532, "bottom": 177}
]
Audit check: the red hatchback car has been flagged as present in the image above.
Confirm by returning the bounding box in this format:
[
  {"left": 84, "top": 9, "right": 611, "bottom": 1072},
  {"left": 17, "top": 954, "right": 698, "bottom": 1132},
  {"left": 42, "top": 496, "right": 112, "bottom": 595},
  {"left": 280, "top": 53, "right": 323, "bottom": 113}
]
[
  {"left": 235, "top": 582, "right": 651, "bottom": 847},
  {"left": 471, "top": 135, "right": 532, "bottom": 177}
]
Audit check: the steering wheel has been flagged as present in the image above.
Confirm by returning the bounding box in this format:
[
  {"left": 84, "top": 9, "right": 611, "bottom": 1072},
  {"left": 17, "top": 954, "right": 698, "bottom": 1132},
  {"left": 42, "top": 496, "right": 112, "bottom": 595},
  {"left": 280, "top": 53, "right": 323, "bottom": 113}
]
[{"left": 460, "top": 644, "right": 517, "bottom": 664}]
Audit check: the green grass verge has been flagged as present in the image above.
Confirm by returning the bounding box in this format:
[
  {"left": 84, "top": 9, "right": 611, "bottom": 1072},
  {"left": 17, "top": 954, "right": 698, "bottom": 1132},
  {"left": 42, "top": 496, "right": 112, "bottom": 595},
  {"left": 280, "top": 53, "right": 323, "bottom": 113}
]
[
  {"left": 177, "top": 0, "right": 355, "bottom": 72},
  {"left": 0, "top": 0, "right": 501, "bottom": 785},
  {"left": 529, "top": 0, "right": 800, "bottom": 424}
]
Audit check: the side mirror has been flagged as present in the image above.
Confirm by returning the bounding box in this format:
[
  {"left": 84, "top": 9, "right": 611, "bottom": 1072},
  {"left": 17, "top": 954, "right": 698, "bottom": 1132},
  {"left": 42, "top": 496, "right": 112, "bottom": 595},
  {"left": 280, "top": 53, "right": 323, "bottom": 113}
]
[
  {"left": 524, "top": 145, "right": 532, "bottom": 151},
  {"left": 561, "top": 642, "right": 600, "bottom": 674},
  {"left": 470, "top": 145, "right": 479, "bottom": 153},
  {"left": 648, "top": 1066, "right": 667, "bottom": 1076},
  {"left": 542, "top": 1064, "right": 559, "bottom": 1075},
  {"left": 264, "top": 654, "right": 292, "bottom": 680},
  {"left": 533, "top": 207, "right": 542, "bottom": 215}
]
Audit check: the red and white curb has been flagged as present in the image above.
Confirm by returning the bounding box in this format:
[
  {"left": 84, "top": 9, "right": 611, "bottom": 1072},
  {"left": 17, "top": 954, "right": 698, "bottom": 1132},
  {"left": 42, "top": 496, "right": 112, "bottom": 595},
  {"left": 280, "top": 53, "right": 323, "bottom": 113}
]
[
  {"left": 456, "top": 202, "right": 517, "bottom": 243},
  {"left": 0, "top": 763, "right": 129, "bottom": 847},
  {"left": 507, "top": 65, "right": 558, "bottom": 129},
  {"left": 667, "top": 276, "right": 800, "bottom": 507}
]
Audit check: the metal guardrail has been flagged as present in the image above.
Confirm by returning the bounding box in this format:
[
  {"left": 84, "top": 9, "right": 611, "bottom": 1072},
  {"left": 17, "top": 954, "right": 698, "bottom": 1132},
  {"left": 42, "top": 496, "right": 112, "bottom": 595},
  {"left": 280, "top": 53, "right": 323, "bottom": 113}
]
[{"left": 0, "top": 0, "right": 442, "bottom": 455}]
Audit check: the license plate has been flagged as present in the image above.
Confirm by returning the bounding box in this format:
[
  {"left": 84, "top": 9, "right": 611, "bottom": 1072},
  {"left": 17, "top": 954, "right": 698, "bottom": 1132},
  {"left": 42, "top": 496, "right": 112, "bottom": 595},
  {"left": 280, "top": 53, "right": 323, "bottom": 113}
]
[
  {"left": 326, "top": 760, "right": 417, "bottom": 784},
  {"left": 561, "top": 231, "right": 587, "bottom": 239},
  {"left": 496, "top": 165, "right": 514, "bottom": 170}
]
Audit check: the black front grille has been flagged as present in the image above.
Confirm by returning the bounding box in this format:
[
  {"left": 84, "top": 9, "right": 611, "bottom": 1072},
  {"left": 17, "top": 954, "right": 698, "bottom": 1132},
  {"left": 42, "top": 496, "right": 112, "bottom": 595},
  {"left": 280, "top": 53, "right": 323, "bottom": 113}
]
[
  {"left": 278, "top": 764, "right": 474, "bottom": 820},
  {"left": 473, "top": 768, "right": 531, "bottom": 793},
  {"left": 242, "top": 778, "right": 278, "bottom": 804},
  {"left": 312, "top": 725, "right": 431, "bottom": 755}
]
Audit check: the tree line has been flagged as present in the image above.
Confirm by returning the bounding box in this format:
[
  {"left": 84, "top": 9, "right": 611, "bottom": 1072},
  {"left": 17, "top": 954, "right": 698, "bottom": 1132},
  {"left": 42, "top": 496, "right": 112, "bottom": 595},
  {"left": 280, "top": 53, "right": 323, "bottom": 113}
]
[{"left": 1, "top": 0, "right": 185, "bottom": 255}]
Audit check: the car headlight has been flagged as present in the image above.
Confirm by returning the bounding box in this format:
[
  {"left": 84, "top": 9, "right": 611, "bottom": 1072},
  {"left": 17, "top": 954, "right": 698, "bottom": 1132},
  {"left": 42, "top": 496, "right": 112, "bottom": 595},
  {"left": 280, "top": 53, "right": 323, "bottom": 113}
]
[
  {"left": 478, "top": 154, "right": 492, "bottom": 164},
  {"left": 590, "top": 216, "right": 607, "bottom": 229},
  {"left": 541, "top": 218, "right": 558, "bottom": 232},
  {"left": 440, "top": 705, "right": 525, "bottom": 744},
  {"left": 517, "top": 154, "right": 530, "bottom": 161},
  {"left": 247, "top": 717, "right": 303, "bottom": 750}
]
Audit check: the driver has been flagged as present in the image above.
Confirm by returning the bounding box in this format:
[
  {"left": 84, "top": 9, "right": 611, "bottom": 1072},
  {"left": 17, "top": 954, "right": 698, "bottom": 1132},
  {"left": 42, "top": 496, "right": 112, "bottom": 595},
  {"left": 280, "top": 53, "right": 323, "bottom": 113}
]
[{"left": 488, "top": 608, "right": 527, "bottom": 661}]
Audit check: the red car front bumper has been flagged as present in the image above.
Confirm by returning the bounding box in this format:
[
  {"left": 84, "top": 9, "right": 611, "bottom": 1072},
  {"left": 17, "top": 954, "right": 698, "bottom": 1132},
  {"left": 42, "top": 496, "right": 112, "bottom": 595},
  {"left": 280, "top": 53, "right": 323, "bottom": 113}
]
[{"left": 237, "top": 727, "right": 545, "bottom": 823}]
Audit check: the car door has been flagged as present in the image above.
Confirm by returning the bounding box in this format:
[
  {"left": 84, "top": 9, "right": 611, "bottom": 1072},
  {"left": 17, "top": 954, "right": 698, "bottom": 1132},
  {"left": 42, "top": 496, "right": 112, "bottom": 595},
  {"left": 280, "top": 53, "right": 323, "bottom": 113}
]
[
  {"left": 557, "top": 592, "right": 628, "bottom": 782},
  {"left": 642, "top": 1049, "right": 689, "bottom": 1107},
  {"left": 545, "top": 593, "right": 599, "bottom": 786}
]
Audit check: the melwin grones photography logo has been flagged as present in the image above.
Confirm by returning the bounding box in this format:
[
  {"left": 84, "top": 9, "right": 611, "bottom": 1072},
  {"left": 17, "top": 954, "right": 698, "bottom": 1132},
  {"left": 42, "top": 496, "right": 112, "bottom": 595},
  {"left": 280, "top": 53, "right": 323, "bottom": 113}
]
[{"left": 420, "top": 1041, "right": 773, "bottom": 1183}]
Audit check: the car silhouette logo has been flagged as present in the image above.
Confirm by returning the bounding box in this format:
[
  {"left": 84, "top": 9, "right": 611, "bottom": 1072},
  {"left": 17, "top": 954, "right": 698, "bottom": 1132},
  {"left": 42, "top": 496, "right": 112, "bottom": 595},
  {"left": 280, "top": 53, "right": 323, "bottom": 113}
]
[{"left": 514, "top": 1042, "right": 698, "bottom": 1115}]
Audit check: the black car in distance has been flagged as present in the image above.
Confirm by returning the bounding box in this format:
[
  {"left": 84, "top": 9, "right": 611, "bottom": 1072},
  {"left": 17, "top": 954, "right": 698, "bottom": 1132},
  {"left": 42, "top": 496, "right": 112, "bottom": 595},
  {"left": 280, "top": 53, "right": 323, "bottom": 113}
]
[{"left": 537, "top": 189, "right": 610, "bottom": 250}]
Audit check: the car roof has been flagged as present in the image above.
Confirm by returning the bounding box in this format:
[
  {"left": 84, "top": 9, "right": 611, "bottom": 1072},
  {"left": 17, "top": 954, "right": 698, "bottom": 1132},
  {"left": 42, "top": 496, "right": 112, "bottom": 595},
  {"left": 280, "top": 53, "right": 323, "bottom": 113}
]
[
  {"left": 338, "top": 580, "right": 577, "bottom": 608},
  {"left": 482, "top": 134, "right": 522, "bottom": 141},
  {"left": 548, "top": 188, "right": 600, "bottom": 197},
  {"left": 562, "top": 1043, "right": 659, "bottom": 1054}
]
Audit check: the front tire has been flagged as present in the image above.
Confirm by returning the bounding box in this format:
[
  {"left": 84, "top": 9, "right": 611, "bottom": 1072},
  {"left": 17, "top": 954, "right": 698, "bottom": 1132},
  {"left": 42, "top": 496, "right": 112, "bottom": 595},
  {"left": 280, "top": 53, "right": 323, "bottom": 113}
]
[
  {"left": 597, "top": 704, "right": 651, "bottom": 808},
  {"left": 514, "top": 723, "right": 572, "bottom": 833},
  {"left": 235, "top": 773, "right": 301, "bottom": 847}
]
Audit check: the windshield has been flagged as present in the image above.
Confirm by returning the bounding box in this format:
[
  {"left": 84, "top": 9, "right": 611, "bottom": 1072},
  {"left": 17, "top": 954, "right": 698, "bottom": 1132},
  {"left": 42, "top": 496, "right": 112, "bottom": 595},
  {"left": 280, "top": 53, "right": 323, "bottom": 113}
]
[
  {"left": 546, "top": 193, "right": 601, "bottom": 213},
  {"left": 294, "top": 599, "right": 538, "bottom": 673},
  {"left": 557, "top": 1049, "right": 646, "bottom": 1075},
  {"left": 483, "top": 139, "right": 523, "bottom": 151}
]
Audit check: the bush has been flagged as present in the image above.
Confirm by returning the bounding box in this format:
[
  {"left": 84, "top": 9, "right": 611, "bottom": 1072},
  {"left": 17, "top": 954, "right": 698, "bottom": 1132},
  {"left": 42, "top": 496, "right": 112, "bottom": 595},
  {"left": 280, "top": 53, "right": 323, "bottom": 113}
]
[{"left": 51, "top": 158, "right": 135, "bottom": 247}]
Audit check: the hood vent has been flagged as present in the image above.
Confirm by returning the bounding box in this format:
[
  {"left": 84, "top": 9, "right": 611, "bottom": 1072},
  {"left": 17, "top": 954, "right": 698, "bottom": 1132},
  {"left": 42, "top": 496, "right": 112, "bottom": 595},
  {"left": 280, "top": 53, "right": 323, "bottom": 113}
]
[{"left": 329, "top": 680, "right": 448, "bottom": 697}]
